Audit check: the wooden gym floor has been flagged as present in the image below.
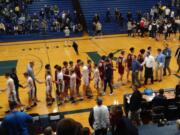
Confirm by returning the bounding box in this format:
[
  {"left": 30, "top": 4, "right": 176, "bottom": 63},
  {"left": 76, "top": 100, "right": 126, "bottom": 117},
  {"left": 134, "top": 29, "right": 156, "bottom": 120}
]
[{"left": 0, "top": 34, "right": 179, "bottom": 129}]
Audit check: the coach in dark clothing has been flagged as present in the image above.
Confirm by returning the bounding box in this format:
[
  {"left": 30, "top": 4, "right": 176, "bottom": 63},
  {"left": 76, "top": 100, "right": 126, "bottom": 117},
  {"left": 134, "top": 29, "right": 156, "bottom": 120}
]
[
  {"left": 110, "top": 105, "right": 138, "bottom": 135},
  {"left": 129, "top": 85, "right": 142, "bottom": 126},
  {"left": 10, "top": 68, "right": 23, "bottom": 103},
  {"left": 1, "top": 102, "right": 33, "bottom": 135},
  {"left": 103, "top": 59, "right": 113, "bottom": 95},
  {"left": 152, "top": 89, "right": 167, "bottom": 107}
]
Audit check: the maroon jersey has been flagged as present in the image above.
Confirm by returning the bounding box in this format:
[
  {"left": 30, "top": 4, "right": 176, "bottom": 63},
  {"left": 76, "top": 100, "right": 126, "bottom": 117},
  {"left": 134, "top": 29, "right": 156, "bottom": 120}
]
[
  {"left": 63, "top": 67, "right": 70, "bottom": 88},
  {"left": 137, "top": 53, "right": 144, "bottom": 71},
  {"left": 74, "top": 65, "right": 81, "bottom": 85},
  {"left": 98, "top": 60, "right": 105, "bottom": 80},
  {"left": 88, "top": 64, "right": 92, "bottom": 80},
  {"left": 117, "top": 56, "right": 125, "bottom": 75},
  {"left": 127, "top": 53, "right": 133, "bottom": 70}
]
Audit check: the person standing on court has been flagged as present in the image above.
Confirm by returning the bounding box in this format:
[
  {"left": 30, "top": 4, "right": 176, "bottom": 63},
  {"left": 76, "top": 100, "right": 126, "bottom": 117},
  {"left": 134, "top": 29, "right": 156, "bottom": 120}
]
[
  {"left": 131, "top": 55, "right": 141, "bottom": 87},
  {"left": 27, "top": 61, "right": 41, "bottom": 102},
  {"left": 155, "top": 49, "right": 165, "bottom": 82},
  {"left": 141, "top": 52, "right": 155, "bottom": 85},
  {"left": 10, "top": 68, "right": 23, "bottom": 104},
  {"left": 175, "top": 45, "right": 180, "bottom": 73},
  {"left": 89, "top": 97, "right": 110, "bottom": 135},
  {"left": 72, "top": 41, "right": 79, "bottom": 55},
  {"left": 103, "top": 59, "right": 113, "bottom": 96},
  {"left": 162, "top": 43, "right": 172, "bottom": 76},
  {"left": 1, "top": 102, "right": 33, "bottom": 135}
]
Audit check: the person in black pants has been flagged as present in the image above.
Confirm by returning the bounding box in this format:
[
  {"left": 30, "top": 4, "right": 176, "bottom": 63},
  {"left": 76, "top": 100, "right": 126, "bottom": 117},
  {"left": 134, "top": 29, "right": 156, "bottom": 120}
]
[
  {"left": 10, "top": 68, "right": 23, "bottom": 104},
  {"left": 103, "top": 59, "right": 113, "bottom": 96},
  {"left": 72, "top": 41, "right": 79, "bottom": 55}
]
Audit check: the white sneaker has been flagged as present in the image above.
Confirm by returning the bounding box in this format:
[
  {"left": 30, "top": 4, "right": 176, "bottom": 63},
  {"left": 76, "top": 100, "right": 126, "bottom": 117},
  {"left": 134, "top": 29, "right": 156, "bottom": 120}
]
[
  {"left": 102, "top": 92, "right": 106, "bottom": 96},
  {"left": 109, "top": 93, "right": 113, "bottom": 96}
]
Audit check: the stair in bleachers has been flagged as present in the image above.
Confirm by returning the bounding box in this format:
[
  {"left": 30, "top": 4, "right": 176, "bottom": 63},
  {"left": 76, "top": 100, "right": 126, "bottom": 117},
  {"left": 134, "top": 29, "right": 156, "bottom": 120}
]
[{"left": 79, "top": 0, "right": 170, "bottom": 35}]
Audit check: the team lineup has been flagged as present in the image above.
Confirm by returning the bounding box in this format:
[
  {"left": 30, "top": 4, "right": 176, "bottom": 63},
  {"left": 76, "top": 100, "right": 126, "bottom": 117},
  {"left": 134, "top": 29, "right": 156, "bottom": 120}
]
[{"left": 1, "top": 41, "right": 180, "bottom": 113}]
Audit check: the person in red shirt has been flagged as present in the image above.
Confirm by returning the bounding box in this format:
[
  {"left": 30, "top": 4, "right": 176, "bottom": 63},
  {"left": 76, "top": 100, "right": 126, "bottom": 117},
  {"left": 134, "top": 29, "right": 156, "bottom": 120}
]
[
  {"left": 74, "top": 59, "right": 82, "bottom": 97},
  {"left": 140, "top": 18, "right": 145, "bottom": 37},
  {"left": 126, "top": 47, "right": 135, "bottom": 82},
  {"left": 63, "top": 61, "right": 70, "bottom": 101},
  {"left": 116, "top": 51, "right": 126, "bottom": 83},
  {"left": 137, "top": 49, "right": 145, "bottom": 81},
  {"left": 98, "top": 55, "right": 106, "bottom": 89}
]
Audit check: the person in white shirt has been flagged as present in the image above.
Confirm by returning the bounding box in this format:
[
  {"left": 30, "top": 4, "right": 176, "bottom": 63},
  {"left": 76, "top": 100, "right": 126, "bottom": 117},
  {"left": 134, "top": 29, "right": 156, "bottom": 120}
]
[
  {"left": 64, "top": 26, "right": 70, "bottom": 46},
  {"left": 4, "top": 73, "right": 18, "bottom": 108},
  {"left": 141, "top": 52, "right": 155, "bottom": 85},
  {"left": 82, "top": 62, "right": 93, "bottom": 98},
  {"left": 89, "top": 97, "right": 110, "bottom": 135},
  {"left": 165, "top": 7, "right": 171, "bottom": 18},
  {"left": 23, "top": 72, "right": 36, "bottom": 110},
  {"left": 93, "top": 64, "right": 102, "bottom": 96},
  {"left": 56, "top": 66, "right": 65, "bottom": 105},
  {"left": 45, "top": 71, "right": 54, "bottom": 105}
]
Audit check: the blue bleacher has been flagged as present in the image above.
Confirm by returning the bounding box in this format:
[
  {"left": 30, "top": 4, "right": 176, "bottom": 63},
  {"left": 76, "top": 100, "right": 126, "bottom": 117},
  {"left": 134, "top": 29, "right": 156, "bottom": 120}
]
[
  {"left": 0, "top": 0, "right": 82, "bottom": 42},
  {"left": 79, "top": 0, "right": 170, "bottom": 35}
]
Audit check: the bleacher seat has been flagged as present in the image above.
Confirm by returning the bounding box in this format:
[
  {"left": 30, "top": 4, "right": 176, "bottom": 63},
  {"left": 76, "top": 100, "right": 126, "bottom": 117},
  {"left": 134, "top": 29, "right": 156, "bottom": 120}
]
[{"left": 79, "top": 0, "right": 170, "bottom": 35}]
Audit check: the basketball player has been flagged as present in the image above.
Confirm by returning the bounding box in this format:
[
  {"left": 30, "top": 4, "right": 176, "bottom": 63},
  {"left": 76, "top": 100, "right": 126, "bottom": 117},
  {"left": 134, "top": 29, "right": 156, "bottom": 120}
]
[
  {"left": 87, "top": 60, "right": 92, "bottom": 90},
  {"left": 45, "top": 64, "right": 51, "bottom": 78},
  {"left": 45, "top": 71, "right": 54, "bottom": 106},
  {"left": 82, "top": 62, "right": 93, "bottom": 98},
  {"left": 69, "top": 70, "right": 76, "bottom": 103},
  {"left": 126, "top": 47, "right": 135, "bottom": 82},
  {"left": 4, "top": 73, "right": 18, "bottom": 110},
  {"left": 116, "top": 51, "right": 126, "bottom": 83},
  {"left": 56, "top": 66, "right": 65, "bottom": 106},
  {"left": 108, "top": 53, "right": 115, "bottom": 84},
  {"left": 74, "top": 59, "right": 82, "bottom": 97},
  {"left": 23, "top": 72, "right": 37, "bottom": 110},
  {"left": 137, "top": 49, "right": 145, "bottom": 81},
  {"left": 54, "top": 65, "right": 59, "bottom": 91},
  {"left": 93, "top": 63, "right": 102, "bottom": 96},
  {"left": 98, "top": 55, "right": 106, "bottom": 89},
  {"left": 69, "top": 61, "right": 74, "bottom": 75},
  {"left": 62, "top": 61, "right": 70, "bottom": 102}
]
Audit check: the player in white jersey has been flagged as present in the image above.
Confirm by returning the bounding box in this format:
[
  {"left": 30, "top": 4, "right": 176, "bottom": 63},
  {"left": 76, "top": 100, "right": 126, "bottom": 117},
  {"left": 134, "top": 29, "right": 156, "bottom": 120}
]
[
  {"left": 93, "top": 64, "right": 102, "bottom": 96},
  {"left": 69, "top": 70, "right": 76, "bottom": 103},
  {"left": 56, "top": 66, "right": 65, "bottom": 105},
  {"left": 82, "top": 62, "right": 93, "bottom": 98},
  {"left": 23, "top": 72, "right": 36, "bottom": 110},
  {"left": 45, "top": 71, "right": 54, "bottom": 106},
  {"left": 4, "top": 73, "right": 18, "bottom": 108}
]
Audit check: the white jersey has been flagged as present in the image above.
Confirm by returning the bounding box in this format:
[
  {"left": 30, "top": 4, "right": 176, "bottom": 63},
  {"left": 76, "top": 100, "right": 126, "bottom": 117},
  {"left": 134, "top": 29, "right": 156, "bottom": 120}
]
[
  {"left": 94, "top": 68, "right": 101, "bottom": 89},
  {"left": 82, "top": 65, "right": 89, "bottom": 79},
  {"left": 46, "top": 75, "right": 52, "bottom": 93},
  {"left": 57, "top": 72, "right": 64, "bottom": 92},
  {"left": 64, "top": 28, "right": 70, "bottom": 37},
  {"left": 27, "top": 76, "right": 34, "bottom": 91},
  {"left": 70, "top": 73, "right": 76, "bottom": 89},
  {"left": 6, "top": 78, "right": 16, "bottom": 97}
]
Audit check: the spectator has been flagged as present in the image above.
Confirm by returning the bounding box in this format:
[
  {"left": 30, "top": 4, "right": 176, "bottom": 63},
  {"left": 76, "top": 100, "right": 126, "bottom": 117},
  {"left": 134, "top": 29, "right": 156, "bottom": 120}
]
[
  {"left": 44, "top": 126, "right": 55, "bottom": 135},
  {"left": 89, "top": 97, "right": 110, "bottom": 135},
  {"left": 129, "top": 85, "right": 142, "bottom": 126},
  {"left": 175, "top": 80, "right": 180, "bottom": 100},
  {"left": 115, "top": 8, "right": 120, "bottom": 22},
  {"left": 95, "top": 21, "right": 102, "bottom": 37},
  {"left": 1, "top": 102, "right": 33, "bottom": 135},
  {"left": 106, "top": 8, "right": 111, "bottom": 22},
  {"left": 127, "top": 21, "right": 133, "bottom": 36},
  {"left": 56, "top": 118, "right": 83, "bottom": 135},
  {"left": 0, "top": 22, "right": 5, "bottom": 34},
  {"left": 152, "top": 89, "right": 167, "bottom": 107},
  {"left": 110, "top": 105, "right": 139, "bottom": 135}
]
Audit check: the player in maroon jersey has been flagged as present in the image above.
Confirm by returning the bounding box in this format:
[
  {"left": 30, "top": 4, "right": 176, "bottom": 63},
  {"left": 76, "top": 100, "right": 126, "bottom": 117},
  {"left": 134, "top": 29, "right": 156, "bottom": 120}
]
[
  {"left": 126, "top": 47, "right": 135, "bottom": 82},
  {"left": 54, "top": 65, "right": 59, "bottom": 91},
  {"left": 74, "top": 59, "right": 82, "bottom": 97},
  {"left": 98, "top": 55, "right": 106, "bottom": 89},
  {"left": 87, "top": 60, "right": 92, "bottom": 82},
  {"left": 108, "top": 53, "right": 115, "bottom": 84},
  {"left": 62, "top": 61, "right": 70, "bottom": 101},
  {"left": 116, "top": 51, "right": 126, "bottom": 83},
  {"left": 137, "top": 49, "right": 145, "bottom": 81}
]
